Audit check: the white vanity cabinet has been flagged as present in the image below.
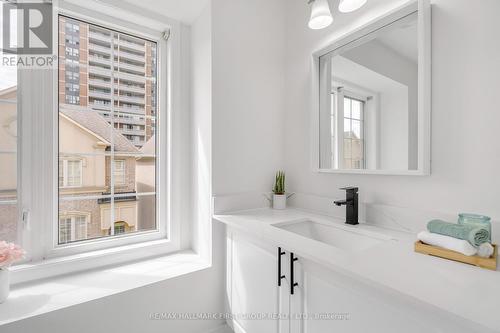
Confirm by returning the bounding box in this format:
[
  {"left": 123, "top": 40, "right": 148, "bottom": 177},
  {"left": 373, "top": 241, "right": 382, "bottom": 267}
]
[
  {"left": 226, "top": 229, "right": 290, "bottom": 333},
  {"left": 290, "top": 259, "right": 430, "bottom": 333},
  {"left": 226, "top": 228, "right": 426, "bottom": 333},
  {"left": 226, "top": 227, "right": 479, "bottom": 333}
]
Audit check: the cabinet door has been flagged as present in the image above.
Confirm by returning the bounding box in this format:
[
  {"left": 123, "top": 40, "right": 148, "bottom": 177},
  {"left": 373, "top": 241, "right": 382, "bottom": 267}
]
[
  {"left": 227, "top": 230, "right": 289, "bottom": 333},
  {"left": 290, "top": 259, "right": 431, "bottom": 333}
]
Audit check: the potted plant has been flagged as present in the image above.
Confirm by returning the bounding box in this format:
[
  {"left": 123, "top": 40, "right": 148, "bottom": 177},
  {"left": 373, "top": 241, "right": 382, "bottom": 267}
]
[
  {"left": 272, "top": 171, "right": 292, "bottom": 210},
  {"left": 0, "top": 241, "right": 25, "bottom": 303}
]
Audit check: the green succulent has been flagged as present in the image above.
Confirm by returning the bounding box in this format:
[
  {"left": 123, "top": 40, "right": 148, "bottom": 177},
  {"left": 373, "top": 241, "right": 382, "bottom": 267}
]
[{"left": 273, "top": 171, "right": 285, "bottom": 195}]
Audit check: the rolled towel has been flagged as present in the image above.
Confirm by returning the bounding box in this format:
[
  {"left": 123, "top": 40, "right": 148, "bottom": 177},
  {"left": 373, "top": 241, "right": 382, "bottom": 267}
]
[
  {"left": 477, "top": 243, "right": 494, "bottom": 258},
  {"left": 418, "top": 231, "right": 478, "bottom": 256},
  {"left": 427, "top": 219, "right": 490, "bottom": 247}
]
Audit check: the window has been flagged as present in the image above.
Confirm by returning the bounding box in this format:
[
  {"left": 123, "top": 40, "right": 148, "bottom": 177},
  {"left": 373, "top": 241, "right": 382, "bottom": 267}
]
[
  {"left": 59, "top": 159, "right": 83, "bottom": 188},
  {"left": 65, "top": 83, "right": 79, "bottom": 94},
  {"left": 343, "top": 96, "right": 365, "bottom": 169},
  {"left": 65, "top": 35, "right": 80, "bottom": 47},
  {"left": 114, "top": 160, "right": 126, "bottom": 186},
  {"left": 113, "top": 222, "right": 127, "bottom": 235},
  {"left": 3, "top": 6, "right": 175, "bottom": 282},
  {"left": 65, "top": 22, "right": 80, "bottom": 33},
  {"left": 65, "top": 47, "right": 79, "bottom": 57},
  {"left": 66, "top": 95, "right": 80, "bottom": 104},
  {"left": 58, "top": 15, "right": 158, "bottom": 245},
  {"left": 66, "top": 71, "right": 80, "bottom": 82},
  {"left": 59, "top": 215, "right": 88, "bottom": 244}
]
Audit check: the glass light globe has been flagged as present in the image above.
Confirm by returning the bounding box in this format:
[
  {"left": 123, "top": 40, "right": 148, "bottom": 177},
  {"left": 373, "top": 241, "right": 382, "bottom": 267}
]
[
  {"left": 338, "top": 0, "right": 367, "bottom": 13},
  {"left": 309, "top": 0, "right": 333, "bottom": 30}
]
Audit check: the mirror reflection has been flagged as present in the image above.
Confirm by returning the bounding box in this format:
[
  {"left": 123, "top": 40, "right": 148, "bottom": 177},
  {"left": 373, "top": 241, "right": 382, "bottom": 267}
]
[{"left": 319, "top": 13, "right": 418, "bottom": 171}]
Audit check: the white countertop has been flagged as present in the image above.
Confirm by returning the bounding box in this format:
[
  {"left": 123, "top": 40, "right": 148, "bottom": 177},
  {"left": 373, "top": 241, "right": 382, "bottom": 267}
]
[{"left": 213, "top": 208, "right": 500, "bottom": 332}]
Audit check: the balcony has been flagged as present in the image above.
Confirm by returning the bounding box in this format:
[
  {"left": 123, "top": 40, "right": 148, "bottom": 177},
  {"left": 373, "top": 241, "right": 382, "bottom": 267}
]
[
  {"left": 120, "top": 128, "right": 145, "bottom": 136},
  {"left": 89, "top": 79, "right": 111, "bottom": 89},
  {"left": 117, "top": 50, "right": 145, "bottom": 63},
  {"left": 89, "top": 56, "right": 111, "bottom": 67},
  {"left": 117, "top": 71, "right": 146, "bottom": 84},
  {"left": 116, "top": 38, "right": 145, "bottom": 52},
  {"left": 117, "top": 62, "right": 145, "bottom": 75},
  {"left": 89, "top": 43, "right": 112, "bottom": 55},
  {"left": 117, "top": 94, "right": 144, "bottom": 104},
  {"left": 89, "top": 90, "right": 112, "bottom": 100},
  {"left": 118, "top": 83, "right": 145, "bottom": 94},
  {"left": 112, "top": 116, "right": 146, "bottom": 126},
  {"left": 116, "top": 106, "right": 145, "bottom": 115},
  {"left": 89, "top": 31, "right": 112, "bottom": 44},
  {"left": 90, "top": 104, "right": 112, "bottom": 112},
  {"left": 89, "top": 80, "right": 144, "bottom": 95},
  {"left": 89, "top": 65, "right": 112, "bottom": 77}
]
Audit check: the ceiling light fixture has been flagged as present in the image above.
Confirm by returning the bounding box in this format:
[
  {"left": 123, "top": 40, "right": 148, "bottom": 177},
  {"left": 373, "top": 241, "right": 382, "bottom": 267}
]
[
  {"left": 308, "top": 0, "right": 333, "bottom": 30},
  {"left": 338, "top": 0, "right": 367, "bottom": 13}
]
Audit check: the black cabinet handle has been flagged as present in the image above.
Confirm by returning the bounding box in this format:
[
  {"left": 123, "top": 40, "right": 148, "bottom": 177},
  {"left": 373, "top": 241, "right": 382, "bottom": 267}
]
[
  {"left": 290, "top": 253, "right": 299, "bottom": 295},
  {"left": 278, "top": 247, "right": 286, "bottom": 286}
]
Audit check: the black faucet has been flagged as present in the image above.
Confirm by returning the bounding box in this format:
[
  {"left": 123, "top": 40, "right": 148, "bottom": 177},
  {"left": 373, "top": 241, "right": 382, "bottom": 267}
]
[{"left": 334, "top": 187, "right": 359, "bottom": 225}]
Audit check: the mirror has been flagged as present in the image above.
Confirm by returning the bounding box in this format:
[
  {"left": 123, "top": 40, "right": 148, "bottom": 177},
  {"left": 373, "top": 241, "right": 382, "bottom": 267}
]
[{"left": 316, "top": 2, "right": 430, "bottom": 175}]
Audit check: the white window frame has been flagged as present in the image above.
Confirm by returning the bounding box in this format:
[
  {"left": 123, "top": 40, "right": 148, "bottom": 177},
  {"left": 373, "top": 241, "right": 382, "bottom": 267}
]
[
  {"left": 341, "top": 93, "right": 365, "bottom": 170},
  {"left": 113, "top": 159, "right": 126, "bottom": 186},
  {"left": 59, "top": 158, "right": 83, "bottom": 188},
  {"left": 12, "top": 1, "right": 183, "bottom": 284},
  {"left": 58, "top": 213, "right": 89, "bottom": 244}
]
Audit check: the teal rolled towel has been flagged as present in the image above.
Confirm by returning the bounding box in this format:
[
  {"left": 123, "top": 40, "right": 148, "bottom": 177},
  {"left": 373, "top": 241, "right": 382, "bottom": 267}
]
[{"left": 427, "top": 219, "right": 490, "bottom": 247}]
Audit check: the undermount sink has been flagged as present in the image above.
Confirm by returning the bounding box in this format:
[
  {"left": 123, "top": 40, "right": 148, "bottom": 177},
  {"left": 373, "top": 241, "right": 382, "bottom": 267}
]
[{"left": 274, "top": 219, "right": 391, "bottom": 252}]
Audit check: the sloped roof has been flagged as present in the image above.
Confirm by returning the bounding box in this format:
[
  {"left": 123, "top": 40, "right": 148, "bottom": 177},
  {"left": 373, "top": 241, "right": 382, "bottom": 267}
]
[
  {"left": 60, "top": 105, "right": 139, "bottom": 153},
  {"left": 139, "top": 135, "right": 155, "bottom": 155},
  {"left": 0, "top": 86, "right": 17, "bottom": 99}
]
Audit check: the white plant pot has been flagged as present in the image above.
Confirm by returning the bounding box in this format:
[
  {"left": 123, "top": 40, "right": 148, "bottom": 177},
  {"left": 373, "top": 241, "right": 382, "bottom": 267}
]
[
  {"left": 0, "top": 268, "right": 9, "bottom": 304},
  {"left": 273, "top": 194, "right": 287, "bottom": 210}
]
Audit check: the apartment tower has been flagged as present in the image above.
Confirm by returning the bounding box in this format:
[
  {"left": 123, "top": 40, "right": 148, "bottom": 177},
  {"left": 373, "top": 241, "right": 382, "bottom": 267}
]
[{"left": 58, "top": 16, "right": 157, "bottom": 148}]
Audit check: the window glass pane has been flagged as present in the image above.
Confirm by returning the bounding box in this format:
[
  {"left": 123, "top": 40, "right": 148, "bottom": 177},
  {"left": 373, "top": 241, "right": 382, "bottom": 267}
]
[
  {"left": 344, "top": 118, "right": 351, "bottom": 138},
  {"left": 343, "top": 98, "right": 351, "bottom": 118},
  {"left": 351, "top": 100, "right": 361, "bottom": 119},
  {"left": 0, "top": 57, "right": 18, "bottom": 243},
  {"left": 137, "top": 195, "right": 156, "bottom": 232},
  {"left": 343, "top": 159, "right": 352, "bottom": 169},
  {"left": 343, "top": 139, "right": 352, "bottom": 159},
  {"left": 352, "top": 139, "right": 364, "bottom": 161},
  {"left": 352, "top": 120, "right": 361, "bottom": 139},
  {"left": 58, "top": 16, "right": 158, "bottom": 244},
  {"left": 113, "top": 160, "right": 126, "bottom": 186},
  {"left": 59, "top": 218, "right": 72, "bottom": 244}
]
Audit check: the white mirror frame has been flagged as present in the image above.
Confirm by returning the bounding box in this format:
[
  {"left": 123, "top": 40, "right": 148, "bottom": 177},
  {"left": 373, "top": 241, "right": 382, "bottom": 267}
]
[{"left": 311, "top": 0, "right": 431, "bottom": 176}]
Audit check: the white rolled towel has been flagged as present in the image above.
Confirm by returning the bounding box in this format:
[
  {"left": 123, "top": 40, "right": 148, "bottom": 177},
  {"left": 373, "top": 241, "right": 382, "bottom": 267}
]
[
  {"left": 478, "top": 243, "right": 494, "bottom": 258},
  {"left": 417, "top": 231, "right": 478, "bottom": 256}
]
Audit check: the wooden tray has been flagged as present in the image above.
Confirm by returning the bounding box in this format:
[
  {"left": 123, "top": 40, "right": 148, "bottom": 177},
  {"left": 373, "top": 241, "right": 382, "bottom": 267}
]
[{"left": 414, "top": 241, "right": 498, "bottom": 271}]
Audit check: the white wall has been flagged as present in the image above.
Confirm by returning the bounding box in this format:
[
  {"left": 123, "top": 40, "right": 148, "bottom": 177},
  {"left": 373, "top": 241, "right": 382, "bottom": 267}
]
[
  {"left": 192, "top": 4, "right": 213, "bottom": 260},
  {"left": 212, "top": 0, "right": 286, "bottom": 195},
  {"left": 284, "top": 0, "right": 500, "bottom": 239}
]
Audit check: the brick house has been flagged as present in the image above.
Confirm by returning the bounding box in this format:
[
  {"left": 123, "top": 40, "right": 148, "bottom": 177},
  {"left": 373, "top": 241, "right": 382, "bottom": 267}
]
[{"left": 59, "top": 104, "right": 142, "bottom": 242}]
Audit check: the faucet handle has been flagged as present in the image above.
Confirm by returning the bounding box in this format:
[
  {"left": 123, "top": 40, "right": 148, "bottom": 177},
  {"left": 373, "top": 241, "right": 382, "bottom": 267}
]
[{"left": 340, "top": 186, "right": 358, "bottom": 193}]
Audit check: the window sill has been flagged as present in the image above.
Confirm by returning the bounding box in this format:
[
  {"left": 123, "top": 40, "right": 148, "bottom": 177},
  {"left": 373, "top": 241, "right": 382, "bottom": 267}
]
[{"left": 0, "top": 251, "right": 210, "bottom": 327}]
